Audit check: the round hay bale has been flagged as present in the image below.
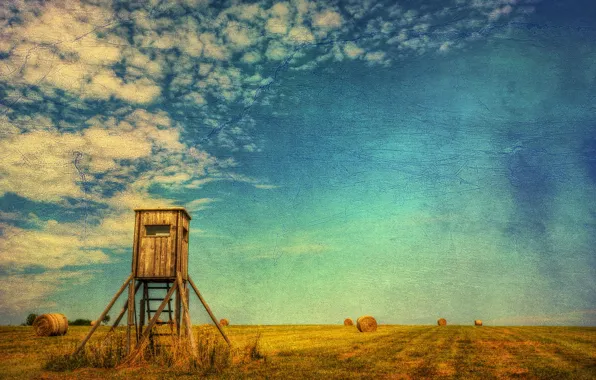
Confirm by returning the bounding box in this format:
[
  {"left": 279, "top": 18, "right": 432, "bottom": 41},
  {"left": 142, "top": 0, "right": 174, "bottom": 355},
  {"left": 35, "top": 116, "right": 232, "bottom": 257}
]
[
  {"left": 344, "top": 318, "right": 354, "bottom": 326},
  {"left": 474, "top": 320, "right": 483, "bottom": 326},
  {"left": 33, "top": 313, "right": 68, "bottom": 336},
  {"left": 437, "top": 318, "right": 447, "bottom": 326},
  {"left": 90, "top": 320, "right": 96, "bottom": 326},
  {"left": 219, "top": 318, "right": 229, "bottom": 327},
  {"left": 356, "top": 315, "right": 377, "bottom": 332}
]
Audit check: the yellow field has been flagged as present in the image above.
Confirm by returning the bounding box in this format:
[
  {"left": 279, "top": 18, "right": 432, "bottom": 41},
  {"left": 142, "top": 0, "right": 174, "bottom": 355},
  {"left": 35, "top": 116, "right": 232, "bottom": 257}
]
[{"left": 1, "top": 325, "right": 595, "bottom": 379}]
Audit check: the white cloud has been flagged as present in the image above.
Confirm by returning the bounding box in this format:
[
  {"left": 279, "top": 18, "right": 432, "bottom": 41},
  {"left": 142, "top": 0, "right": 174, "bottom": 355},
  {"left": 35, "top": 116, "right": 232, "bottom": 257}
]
[
  {"left": 0, "top": 108, "right": 191, "bottom": 203},
  {"left": 271, "top": 2, "right": 291, "bottom": 18},
  {"left": 254, "top": 184, "right": 280, "bottom": 189},
  {"left": 288, "top": 26, "right": 315, "bottom": 43},
  {"left": 0, "top": 224, "right": 110, "bottom": 270},
  {"left": 266, "top": 17, "right": 289, "bottom": 35},
  {"left": 226, "top": 3, "right": 264, "bottom": 22},
  {"left": 365, "top": 51, "right": 386, "bottom": 63},
  {"left": 106, "top": 188, "right": 174, "bottom": 212},
  {"left": 312, "top": 9, "right": 342, "bottom": 29},
  {"left": 0, "top": 270, "right": 97, "bottom": 315},
  {"left": 185, "top": 198, "right": 217, "bottom": 211},
  {"left": 489, "top": 5, "right": 514, "bottom": 20},
  {"left": 242, "top": 51, "right": 262, "bottom": 64},
  {"left": 199, "top": 32, "right": 229, "bottom": 60},
  {"left": 1, "top": 2, "right": 163, "bottom": 104},
  {"left": 266, "top": 41, "right": 288, "bottom": 60},
  {"left": 343, "top": 42, "right": 365, "bottom": 58},
  {"left": 224, "top": 21, "right": 258, "bottom": 49},
  {"left": 439, "top": 41, "right": 452, "bottom": 53}
]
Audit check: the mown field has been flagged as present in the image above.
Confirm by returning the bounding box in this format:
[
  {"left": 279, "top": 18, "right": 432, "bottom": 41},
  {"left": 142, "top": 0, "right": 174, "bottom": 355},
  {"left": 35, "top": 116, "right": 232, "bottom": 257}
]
[{"left": 0, "top": 324, "right": 595, "bottom": 379}]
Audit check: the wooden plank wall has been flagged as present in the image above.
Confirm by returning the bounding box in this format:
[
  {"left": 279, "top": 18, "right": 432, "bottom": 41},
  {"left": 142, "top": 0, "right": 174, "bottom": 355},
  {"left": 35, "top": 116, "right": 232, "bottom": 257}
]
[
  {"left": 135, "top": 210, "right": 178, "bottom": 278},
  {"left": 175, "top": 211, "right": 190, "bottom": 280},
  {"left": 182, "top": 213, "right": 189, "bottom": 279},
  {"left": 132, "top": 212, "right": 141, "bottom": 276}
]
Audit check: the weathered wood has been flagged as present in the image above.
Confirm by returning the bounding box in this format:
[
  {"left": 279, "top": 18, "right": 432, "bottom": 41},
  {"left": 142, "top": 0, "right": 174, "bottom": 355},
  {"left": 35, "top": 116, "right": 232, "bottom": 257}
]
[
  {"left": 138, "top": 282, "right": 147, "bottom": 340},
  {"left": 73, "top": 273, "right": 133, "bottom": 355},
  {"left": 133, "top": 209, "right": 190, "bottom": 280},
  {"left": 177, "top": 272, "right": 197, "bottom": 355},
  {"left": 132, "top": 212, "right": 141, "bottom": 277},
  {"left": 107, "top": 280, "right": 142, "bottom": 335},
  {"left": 182, "top": 215, "right": 189, "bottom": 279},
  {"left": 134, "top": 207, "right": 191, "bottom": 220},
  {"left": 127, "top": 276, "right": 135, "bottom": 354},
  {"left": 175, "top": 288, "right": 181, "bottom": 337},
  {"left": 188, "top": 276, "right": 231, "bottom": 347},
  {"left": 176, "top": 211, "right": 182, "bottom": 279}
]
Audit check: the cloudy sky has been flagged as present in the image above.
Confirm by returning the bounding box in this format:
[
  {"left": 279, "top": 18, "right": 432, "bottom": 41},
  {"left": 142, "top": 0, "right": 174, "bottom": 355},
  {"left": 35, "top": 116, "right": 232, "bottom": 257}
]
[{"left": 1, "top": 0, "right": 595, "bottom": 327}]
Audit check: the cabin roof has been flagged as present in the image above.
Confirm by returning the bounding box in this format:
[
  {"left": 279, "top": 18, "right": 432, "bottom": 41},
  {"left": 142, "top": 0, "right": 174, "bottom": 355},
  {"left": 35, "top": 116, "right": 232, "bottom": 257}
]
[{"left": 134, "top": 207, "right": 192, "bottom": 220}]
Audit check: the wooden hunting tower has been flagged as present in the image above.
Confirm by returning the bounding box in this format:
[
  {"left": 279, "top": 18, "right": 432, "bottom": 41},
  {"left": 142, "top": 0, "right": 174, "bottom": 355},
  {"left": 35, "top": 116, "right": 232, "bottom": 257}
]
[
  {"left": 74, "top": 207, "right": 230, "bottom": 361},
  {"left": 132, "top": 208, "right": 190, "bottom": 280}
]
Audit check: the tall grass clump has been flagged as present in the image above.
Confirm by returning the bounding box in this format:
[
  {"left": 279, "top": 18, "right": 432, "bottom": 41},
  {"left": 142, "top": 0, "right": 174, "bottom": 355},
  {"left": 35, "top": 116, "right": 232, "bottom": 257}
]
[
  {"left": 44, "top": 333, "right": 127, "bottom": 371},
  {"left": 148, "top": 328, "right": 233, "bottom": 374},
  {"left": 45, "top": 327, "right": 265, "bottom": 375}
]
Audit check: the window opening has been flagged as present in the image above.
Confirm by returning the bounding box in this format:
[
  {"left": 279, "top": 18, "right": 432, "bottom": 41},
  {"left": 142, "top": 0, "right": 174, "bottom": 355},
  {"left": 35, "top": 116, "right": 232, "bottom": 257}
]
[{"left": 145, "top": 225, "right": 170, "bottom": 236}]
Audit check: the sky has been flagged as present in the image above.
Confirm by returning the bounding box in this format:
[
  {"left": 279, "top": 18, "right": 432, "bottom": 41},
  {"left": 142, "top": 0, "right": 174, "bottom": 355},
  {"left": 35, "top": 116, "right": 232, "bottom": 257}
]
[{"left": 0, "top": 0, "right": 595, "bottom": 327}]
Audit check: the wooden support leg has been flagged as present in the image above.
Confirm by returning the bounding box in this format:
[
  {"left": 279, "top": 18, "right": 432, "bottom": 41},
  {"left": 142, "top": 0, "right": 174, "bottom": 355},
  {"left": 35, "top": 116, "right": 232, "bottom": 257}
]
[
  {"left": 188, "top": 276, "right": 232, "bottom": 347},
  {"left": 175, "top": 287, "right": 181, "bottom": 337},
  {"left": 139, "top": 282, "right": 147, "bottom": 341},
  {"left": 73, "top": 273, "right": 134, "bottom": 355},
  {"left": 107, "top": 281, "right": 142, "bottom": 335},
  {"left": 177, "top": 272, "right": 197, "bottom": 356},
  {"left": 126, "top": 276, "right": 135, "bottom": 354}
]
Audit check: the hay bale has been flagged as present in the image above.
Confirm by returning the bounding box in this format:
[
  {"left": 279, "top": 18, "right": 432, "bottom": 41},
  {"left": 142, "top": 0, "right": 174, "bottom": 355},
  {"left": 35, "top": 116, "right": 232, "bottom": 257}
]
[
  {"left": 437, "top": 318, "right": 447, "bottom": 326},
  {"left": 474, "top": 320, "right": 483, "bottom": 326},
  {"left": 90, "top": 320, "right": 96, "bottom": 326},
  {"left": 344, "top": 318, "right": 354, "bottom": 326},
  {"left": 33, "top": 313, "right": 68, "bottom": 336},
  {"left": 356, "top": 315, "right": 377, "bottom": 332},
  {"left": 219, "top": 318, "right": 229, "bottom": 327}
]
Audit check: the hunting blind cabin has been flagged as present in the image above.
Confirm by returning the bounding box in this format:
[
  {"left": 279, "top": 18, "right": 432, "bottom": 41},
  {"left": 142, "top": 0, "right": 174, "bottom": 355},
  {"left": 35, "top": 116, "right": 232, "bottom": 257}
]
[{"left": 74, "top": 207, "right": 230, "bottom": 360}]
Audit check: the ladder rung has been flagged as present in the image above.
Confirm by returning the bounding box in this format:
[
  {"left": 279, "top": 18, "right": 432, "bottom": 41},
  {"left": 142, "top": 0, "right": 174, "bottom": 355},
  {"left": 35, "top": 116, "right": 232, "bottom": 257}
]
[
  {"left": 146, "top": 298, "right": 173, "bottom": 301},
  {"left": 148, "top": 309, "right": 172, "bottom": 313}
]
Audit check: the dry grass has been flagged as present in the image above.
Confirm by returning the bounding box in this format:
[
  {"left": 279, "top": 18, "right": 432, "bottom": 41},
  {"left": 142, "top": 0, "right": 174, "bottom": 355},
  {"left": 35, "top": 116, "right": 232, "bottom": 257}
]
[
  {"left": 1, "top": 325, "right": 595, "bottom": 379},
  {"left": 43, "top": 325, "right": 263, "bottom": 377}
]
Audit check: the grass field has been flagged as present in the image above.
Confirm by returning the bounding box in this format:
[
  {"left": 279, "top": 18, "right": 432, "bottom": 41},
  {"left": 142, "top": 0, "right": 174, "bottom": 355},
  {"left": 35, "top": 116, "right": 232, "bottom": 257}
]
[{"left": 0, "top": 325, "right": 595, "bottom": 379}]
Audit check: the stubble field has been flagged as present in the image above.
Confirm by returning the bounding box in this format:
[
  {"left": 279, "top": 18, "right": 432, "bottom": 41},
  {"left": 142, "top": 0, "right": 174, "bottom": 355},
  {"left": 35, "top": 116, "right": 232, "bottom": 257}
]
[{"left": 0, "top": 324, "right": 595, "bottom": 379}]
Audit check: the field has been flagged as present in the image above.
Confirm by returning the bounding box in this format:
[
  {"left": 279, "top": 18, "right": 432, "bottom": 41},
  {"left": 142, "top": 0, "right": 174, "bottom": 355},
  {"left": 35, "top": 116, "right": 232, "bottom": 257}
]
[{"left": 0, "top": 325, "right": 595, "bottom": 379}]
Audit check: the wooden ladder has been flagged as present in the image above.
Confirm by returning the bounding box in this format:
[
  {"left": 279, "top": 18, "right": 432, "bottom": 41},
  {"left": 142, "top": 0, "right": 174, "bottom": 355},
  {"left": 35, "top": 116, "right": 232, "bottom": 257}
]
[{"left": 141, "top": 282, "right": 175, "bottom": 351}]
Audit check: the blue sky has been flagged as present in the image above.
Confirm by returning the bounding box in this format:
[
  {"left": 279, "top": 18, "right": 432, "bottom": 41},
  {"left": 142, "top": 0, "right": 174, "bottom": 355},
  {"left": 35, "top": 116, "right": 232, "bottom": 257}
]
[{"left": 1, "top": 0, "right": 595, "bottom": 326}]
